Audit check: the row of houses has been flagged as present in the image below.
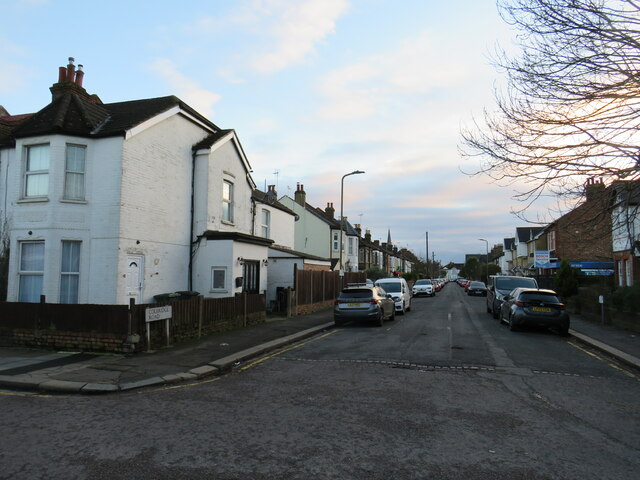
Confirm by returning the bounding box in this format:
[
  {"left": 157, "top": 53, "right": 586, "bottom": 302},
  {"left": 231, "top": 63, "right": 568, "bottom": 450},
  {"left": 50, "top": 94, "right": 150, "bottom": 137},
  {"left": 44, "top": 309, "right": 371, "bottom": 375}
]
[
  {"left": 486, "top": 179, "right": 639, "bottom": 287},
  {"left": 0, "top": 58, "right": 413, "bottom": 308}
]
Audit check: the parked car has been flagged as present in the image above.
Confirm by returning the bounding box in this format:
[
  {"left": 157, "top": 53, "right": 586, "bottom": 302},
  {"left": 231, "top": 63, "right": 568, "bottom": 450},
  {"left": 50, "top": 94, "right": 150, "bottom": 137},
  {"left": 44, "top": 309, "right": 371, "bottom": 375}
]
[
  {"left": 412, "top": 279, "right": 435, "bottom": 297},
  {"left": 346, "top": 278, "right": 375, "bottom": 288},
  {"left": 467, "top": 281, "right": 487, "bottom": 296},
  {"left": 487, "top": 275, "right": 539, "bottom": 319},
  {"left": 499, "top": 288, "right": 570, "bottom": 335},
  {"left": 334, "top": 286, "right": 395, "bottom": 327},
  {"left": 375, "top": 277, "right": 412, "bottom": 314}
]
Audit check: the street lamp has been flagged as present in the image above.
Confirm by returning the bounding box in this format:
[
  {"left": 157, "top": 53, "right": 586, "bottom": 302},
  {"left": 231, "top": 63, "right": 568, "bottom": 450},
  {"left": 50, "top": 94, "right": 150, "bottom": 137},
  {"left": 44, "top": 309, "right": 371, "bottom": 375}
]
[
  {"left": 479, "top": 238, "right": 489, "bottom": 283},
  {"left": 339, "top": 170, "right": 365, "bottom": 278}
]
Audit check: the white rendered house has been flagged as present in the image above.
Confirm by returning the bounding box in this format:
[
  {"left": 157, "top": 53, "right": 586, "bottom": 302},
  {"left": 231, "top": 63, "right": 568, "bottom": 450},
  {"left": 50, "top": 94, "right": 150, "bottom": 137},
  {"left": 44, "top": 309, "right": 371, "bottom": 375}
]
[{"left": 0, "top": 58, "right": 270, "bottom": 304}]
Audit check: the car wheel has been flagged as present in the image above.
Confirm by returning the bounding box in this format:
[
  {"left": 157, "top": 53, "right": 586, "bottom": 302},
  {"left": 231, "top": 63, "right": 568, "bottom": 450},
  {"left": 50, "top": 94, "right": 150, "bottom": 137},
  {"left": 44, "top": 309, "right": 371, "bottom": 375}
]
[
  {"left": 492, "top": 302, "right": 499, "bottom": 319},
  {"left": 559, "top": 326, "right": 569, "bottom": 337},
  {"left": 508, "top": 315, "right": 518, "bottom": 332},
  {"left": 389, "top": 309, "right": 396, "bottom": 321},
  {"left": 377, "top": 311, "right": 384, "bottom": 327},
  {"left": 334, "top": 319, "right": 343, "bottom": 327}
]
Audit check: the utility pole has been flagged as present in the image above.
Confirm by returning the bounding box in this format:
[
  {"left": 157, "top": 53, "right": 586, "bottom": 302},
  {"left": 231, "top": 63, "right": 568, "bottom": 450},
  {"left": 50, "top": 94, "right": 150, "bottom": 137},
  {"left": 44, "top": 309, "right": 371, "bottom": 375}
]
[{"left": 425, "top": 231, "right": 429, "bottom": 278}]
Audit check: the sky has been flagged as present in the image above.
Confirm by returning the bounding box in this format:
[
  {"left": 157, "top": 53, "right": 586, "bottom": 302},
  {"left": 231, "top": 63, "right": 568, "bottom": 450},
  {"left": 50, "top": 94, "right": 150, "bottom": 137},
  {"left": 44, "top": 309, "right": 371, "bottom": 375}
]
[{"left": 0, "top": 0, "right": 557, "bottom": 265}]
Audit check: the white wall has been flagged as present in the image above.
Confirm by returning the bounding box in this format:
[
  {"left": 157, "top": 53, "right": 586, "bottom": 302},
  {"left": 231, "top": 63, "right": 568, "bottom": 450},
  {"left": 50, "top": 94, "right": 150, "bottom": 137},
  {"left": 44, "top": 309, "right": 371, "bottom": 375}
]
[
  {"left": 193, "top": 238, "right": 269, "bottom": 298},
  {"left": 115, "top": 113, "right": 211, "bottom": 303},
  {"left": 279, "top": 195, "right": 330, "bottom": 259},
  {"left": 612, "top": 204, "right": 640, "bottom": 252},
  {"left": 5, "top": 134, "right": 124, "bottom": 303},
  {"left": 205, "top": 139, "right": 254, "bottom": 235},
  {"left": 255, "top": 202, "right": 295, "bottom": 249},
  {"left": 265, "top": 254, "right": 301, "bottom": 305}
]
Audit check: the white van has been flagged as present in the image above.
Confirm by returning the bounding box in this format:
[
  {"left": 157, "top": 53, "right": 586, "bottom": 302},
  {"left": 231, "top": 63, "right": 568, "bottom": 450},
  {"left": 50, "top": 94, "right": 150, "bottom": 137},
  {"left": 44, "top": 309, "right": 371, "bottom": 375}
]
[{"left": 375, "top": 277, "right": 411, "bottom": 314}]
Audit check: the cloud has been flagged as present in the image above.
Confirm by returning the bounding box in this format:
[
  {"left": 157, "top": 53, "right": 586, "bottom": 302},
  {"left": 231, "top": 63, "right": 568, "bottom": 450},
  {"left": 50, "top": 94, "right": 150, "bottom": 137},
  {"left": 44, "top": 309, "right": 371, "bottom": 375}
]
[
  {"left": 315, "top": 29, "right": 490, "bottom": 122},
  {"left": 149, "top": 58, "right": 221, "bottom": 117},
  {"left": 249, "top": 0, "right": 349, "bottom": 73}
]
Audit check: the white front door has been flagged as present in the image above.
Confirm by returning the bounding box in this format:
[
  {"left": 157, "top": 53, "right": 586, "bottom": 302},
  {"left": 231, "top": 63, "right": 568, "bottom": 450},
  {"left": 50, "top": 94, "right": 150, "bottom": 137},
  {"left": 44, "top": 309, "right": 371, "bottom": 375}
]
[{"left": 125, "top": 255, "right": 144, "bottom": 304}]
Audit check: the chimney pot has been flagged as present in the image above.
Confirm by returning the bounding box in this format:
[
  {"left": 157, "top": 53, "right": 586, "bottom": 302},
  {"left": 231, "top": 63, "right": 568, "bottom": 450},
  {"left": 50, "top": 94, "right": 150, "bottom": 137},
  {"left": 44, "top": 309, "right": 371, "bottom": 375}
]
[
  {"left": 66, "top": 58, "right": 76, "bottom": 83},
  {"left": 74, "top": 67, "right": 84, "bottom": 87},
  {"left": 58, "top": 66, "right": 67, "bottom": 83}
]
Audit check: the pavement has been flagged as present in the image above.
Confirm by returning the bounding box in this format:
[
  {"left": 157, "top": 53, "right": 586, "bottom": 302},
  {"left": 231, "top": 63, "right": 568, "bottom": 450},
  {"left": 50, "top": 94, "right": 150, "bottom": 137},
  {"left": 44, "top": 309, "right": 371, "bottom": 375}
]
[{"left": 0, "top": 308, "right": 638, "bottom": 395}]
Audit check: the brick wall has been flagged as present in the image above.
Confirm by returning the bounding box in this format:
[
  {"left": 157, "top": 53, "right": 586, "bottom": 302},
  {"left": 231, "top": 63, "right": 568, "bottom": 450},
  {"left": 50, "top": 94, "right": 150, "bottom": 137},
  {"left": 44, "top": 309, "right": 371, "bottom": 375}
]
[
  {"left": 0, "top": 329, "right": 130, "bottom": 353},
  {"left": 551, "top": 188, "right": 612, "bottom": 262}
]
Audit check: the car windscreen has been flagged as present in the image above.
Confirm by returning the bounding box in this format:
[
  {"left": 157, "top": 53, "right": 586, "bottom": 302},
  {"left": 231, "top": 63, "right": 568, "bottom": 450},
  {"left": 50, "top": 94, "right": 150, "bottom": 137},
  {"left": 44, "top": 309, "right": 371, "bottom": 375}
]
[
  {"left": 519, "top": 292, "right": 560, "bottom": 303},
  {"left": 415, "top": 280, "right": 431, "bottom": 285},
  {"left": 339, "top": 289, "right": 373, "bottom": 299},
  {"left": 376, "top": 282, "right": 401, "bottom": 293},
  {"left": 495, "top": 277, "right": 537, "bottom": 292},
  {"left": 470, "top": 282, "right": 485, "bottom": 287}
]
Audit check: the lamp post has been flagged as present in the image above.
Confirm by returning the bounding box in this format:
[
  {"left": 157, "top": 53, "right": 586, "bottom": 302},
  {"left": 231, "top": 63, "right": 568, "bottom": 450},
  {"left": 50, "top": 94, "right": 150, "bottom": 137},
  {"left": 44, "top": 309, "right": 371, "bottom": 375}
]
[
  {"left": 339, "top": 170, "right": 365, "bottom": 279},
  {"left": 479, "top": 238, "right": 489, "bottom": 283}
]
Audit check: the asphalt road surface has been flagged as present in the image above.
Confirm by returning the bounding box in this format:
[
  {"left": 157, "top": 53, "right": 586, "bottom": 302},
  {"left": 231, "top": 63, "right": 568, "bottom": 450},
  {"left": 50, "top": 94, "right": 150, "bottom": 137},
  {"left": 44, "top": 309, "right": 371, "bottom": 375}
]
[{"left": 2, "top": 284, "right": 639, "bottom": 480}]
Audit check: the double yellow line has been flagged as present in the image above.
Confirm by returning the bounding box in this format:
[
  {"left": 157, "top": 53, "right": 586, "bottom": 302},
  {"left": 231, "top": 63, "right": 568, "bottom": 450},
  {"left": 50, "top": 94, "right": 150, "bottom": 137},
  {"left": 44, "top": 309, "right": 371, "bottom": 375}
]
[
  {"left": 568, "top": 341, "right": 637, "bottom": 378},
  {"left": 150, "top": 329, "right": 338, "bottom": 393}
]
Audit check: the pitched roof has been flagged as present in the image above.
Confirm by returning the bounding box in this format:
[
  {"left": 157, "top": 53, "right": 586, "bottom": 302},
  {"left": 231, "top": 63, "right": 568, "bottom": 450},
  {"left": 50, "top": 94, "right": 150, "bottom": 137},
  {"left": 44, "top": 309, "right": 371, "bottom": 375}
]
[
  {"left": 0, "top": 113, "right": 34, "bottom": 147},
  {"left": 11, "top": 94, "right": 221, "bottom": 140},
  {"left": 613, "top": 179, "right": 640, "bottom": 205},
  {"left": 252, "top": 189, "right": 297, "bottom": 217},
  {"left": 516, "top": 226, "right": 545, "bottom": 243}
]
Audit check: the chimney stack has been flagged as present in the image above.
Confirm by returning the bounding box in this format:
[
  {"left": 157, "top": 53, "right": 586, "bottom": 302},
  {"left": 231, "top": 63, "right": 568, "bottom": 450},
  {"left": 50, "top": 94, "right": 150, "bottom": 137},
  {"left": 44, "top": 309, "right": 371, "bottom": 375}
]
[
  {"left": 585, "top": 177, "right": 605, "bottom": 201},
  {"left": 325, "top": 202, "right": 335, "bottom": 219},
  {"left": 294, "top": 183, "right": 306, "bottom": 206},
  {"left": 50, "top": 56, "right": 98, "bottom": 103}
]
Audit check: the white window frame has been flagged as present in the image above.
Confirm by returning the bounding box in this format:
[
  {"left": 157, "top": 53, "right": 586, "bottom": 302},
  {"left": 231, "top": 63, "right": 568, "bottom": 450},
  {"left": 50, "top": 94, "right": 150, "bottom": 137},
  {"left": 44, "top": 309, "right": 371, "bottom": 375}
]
[
  {"left": 618, "top": 260, "right": 625, "bottom": 287},
  {"left": 24, "top": 144, "right": 50, "bottom": 198},
  {"left": 18, "top": 241, "right": 45, "bottom": 302},
  {"left": 211, "top": 266, "right": 227, "bottom": 292},
  {"left": 222, "top": 181, "right": 234, "bottom": 223},
  {"left": 261, "top": 209, "right": 271, "bottom": 238},
  {"left": 60, "top": 241, "right": 81, "bottom": 304},
  {"left": 547, "top": 231, "right": 556, "bottom": 251},
  {"left": 333, "top": 232, "right": 339, "bottom": 251},
  {"left": 63, "top": 144, "right": 86, "bottom": 201},
  {"left": 625, "top": 258, "right": 633, "bottom": 286},
  {"left": 348, "top": 237, "right": 354, "bottom": 255}
]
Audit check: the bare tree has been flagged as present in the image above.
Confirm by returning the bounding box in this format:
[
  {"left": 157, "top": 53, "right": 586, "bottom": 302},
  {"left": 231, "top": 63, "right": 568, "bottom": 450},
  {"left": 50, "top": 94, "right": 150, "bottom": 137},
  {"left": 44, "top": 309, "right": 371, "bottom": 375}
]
[{"left": 461, "top": 0, "right": 640, "bottom": 204}]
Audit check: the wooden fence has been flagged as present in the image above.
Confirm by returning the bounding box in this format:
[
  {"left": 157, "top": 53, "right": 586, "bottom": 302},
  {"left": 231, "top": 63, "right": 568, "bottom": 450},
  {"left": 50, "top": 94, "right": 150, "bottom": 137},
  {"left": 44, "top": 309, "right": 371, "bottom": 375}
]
[
  {"left": 293, "top": 269, "right": 365, "bottom": 314},
  {"left": 0, "top": 293, "right": 266, "bottom": 353}
]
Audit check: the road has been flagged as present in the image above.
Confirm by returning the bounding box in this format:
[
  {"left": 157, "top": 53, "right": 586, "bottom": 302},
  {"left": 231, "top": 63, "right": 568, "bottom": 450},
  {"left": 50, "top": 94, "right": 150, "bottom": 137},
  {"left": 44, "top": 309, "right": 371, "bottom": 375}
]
[{"left": 1, "top": 284, "right": 639, "bottom": 480}]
